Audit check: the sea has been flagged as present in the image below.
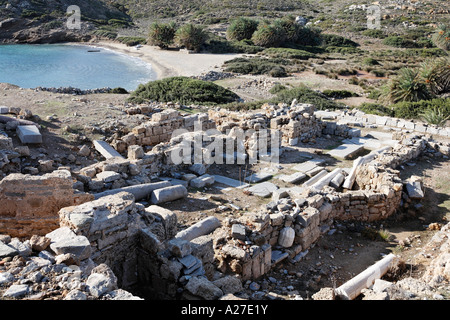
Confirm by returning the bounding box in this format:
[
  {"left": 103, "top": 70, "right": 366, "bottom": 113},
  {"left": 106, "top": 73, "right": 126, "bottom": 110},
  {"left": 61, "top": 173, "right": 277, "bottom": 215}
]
[{"left": 0, "top": 44, "right": 156, "bottom": 91}]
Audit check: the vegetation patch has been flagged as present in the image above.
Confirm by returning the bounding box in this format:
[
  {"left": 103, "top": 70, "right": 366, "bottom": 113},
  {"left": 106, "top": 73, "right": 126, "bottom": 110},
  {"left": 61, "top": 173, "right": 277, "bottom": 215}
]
[{"left": 127, "top": 77, "right": 240, "bottom": 105}]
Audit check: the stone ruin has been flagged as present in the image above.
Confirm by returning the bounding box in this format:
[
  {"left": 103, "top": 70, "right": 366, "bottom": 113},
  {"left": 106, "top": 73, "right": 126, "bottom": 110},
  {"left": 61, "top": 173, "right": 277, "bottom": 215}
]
[{"left": 0, "top": 100, "right": 449, "bottom": 300}]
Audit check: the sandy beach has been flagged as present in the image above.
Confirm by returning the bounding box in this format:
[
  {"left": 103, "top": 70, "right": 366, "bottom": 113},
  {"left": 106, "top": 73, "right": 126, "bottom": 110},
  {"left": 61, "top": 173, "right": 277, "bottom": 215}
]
[{"left": 86, "top": 41, "right": 243, "bottom": 80}]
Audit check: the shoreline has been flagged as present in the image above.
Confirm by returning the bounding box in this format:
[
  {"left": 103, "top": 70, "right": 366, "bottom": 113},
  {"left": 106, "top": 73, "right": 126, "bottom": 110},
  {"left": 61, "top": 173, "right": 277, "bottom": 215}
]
[{"left": 78, "top": 40, "right": 243, "bottom": 80}]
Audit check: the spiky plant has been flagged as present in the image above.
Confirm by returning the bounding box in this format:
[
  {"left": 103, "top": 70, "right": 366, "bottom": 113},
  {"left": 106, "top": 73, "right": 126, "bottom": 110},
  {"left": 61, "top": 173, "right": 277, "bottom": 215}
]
[
  {"left": 174, "top": 24, "right": 208, "bottom": 52},
  {"left": 251, "top": 22, "right": 286, "bottom": 48},
  {"left": 432, "top": 24, "right": 450, "bottom": 52},
  {"left": 420, "top": 106, "right": 450, "bottom": 127},
  {"left": 226, "top": 17, "right": 259, "bottom": 41},
  {"left": 148, "top": 21, "right": 177, "bottom": 49},
  {"left": 424, "top": 57, "right": 450, "bottom": 95},
  {"left": 386, "top": 68, "right": 432, "bottom": 104}
]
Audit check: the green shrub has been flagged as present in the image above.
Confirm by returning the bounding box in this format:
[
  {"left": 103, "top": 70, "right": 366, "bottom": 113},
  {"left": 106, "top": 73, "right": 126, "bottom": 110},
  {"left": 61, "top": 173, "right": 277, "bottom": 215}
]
[
  {"left": 109, "top": 87, "right": 129, "bottom": 94},
  {"left": 223, "top": 57, "right": 291, "bottom": 76},
  {"left": 357, "top": 103, "right": 394, "bottom": 116},
  {"left": 362, "top": 29, "right": 386, "bottom": 39},
  {"left": 251, "top": 22, "right": 285, "bottom": 47},
  {"left": 322, "top": 89, "right": 359, "bottom": 99},
  {"left": 392, "top": 98, "right": 450, "bottom": 120},
  {"left": 226, "top": 17, "right": 259, "bottom": 41},
  {"left": 128, "top": 77, "right": 239, "bottom": 105},
  {"left": 268, "top": 66, "right": 287, "bottom": 78},
  {"left": 174, "top": 24, "right": 208, "bottom": 52},
  {"left": 262, "top": 47, "right": 316, "bottom": 60},
  {"left": 204, "top": 38, "right": 264, "bottom": 54},
  {"left": 325, "top": 46, "right": 362, "bottom": 54},
  {"left": 294, "top": 26, "right": 322, "bottom": 46},
  {"left": 382, "top": 36, "right": 418, "bottom": 48},
  {"left": 363, "top": 57, "right": 380, "bottom": 66},
  {"left": 117, "top": 36, "right": 147, "bottom": 46},
  {"left": 322, "top": 34, "right": 359, "bottom": 47},
  {"left": 273, "top": 86, "right": 345, "bottom": 110},
  {"left": 148, "top": 22, "right": 176, "bottom": 49},
  {"left": 91, "top": 29, "right": 118, "bottom": 40},
  {"left": 269, "top": 84, "right": 287, "bottom": 94}
]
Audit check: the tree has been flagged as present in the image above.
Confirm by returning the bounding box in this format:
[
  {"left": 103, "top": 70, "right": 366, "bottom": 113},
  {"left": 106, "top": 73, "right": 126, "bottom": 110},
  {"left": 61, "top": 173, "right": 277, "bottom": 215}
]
[
  {"left": 174, "top": 24, "right": 208, "bottom": 52},
  {"left": 226, "top": 17, "right": 259, "bottom": 41},
  {"left": 148, "top": 21, "right": 176, "bottom": 49}
]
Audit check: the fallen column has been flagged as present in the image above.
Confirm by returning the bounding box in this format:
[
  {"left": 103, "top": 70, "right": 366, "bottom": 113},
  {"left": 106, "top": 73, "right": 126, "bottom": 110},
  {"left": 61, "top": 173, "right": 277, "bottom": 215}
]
[
  {"left": 310, "top": 168, "right": 343, "bottom": 191},
  {"left": 342, "top": 157, "right": 364, "bottom": 190},
  {"left": 335, "top": 253, "right": 398, "bottom": 300},
  {"left": 93, "top": 181, "right": 171, "bottom": 200},
  {"left": 93, "top": 140, "right": 124, "bottom": 159},
  {"left": 302, "top": 169, "right": 328, "bottom": 187},
  {"left": 150, "top": 185, "right": 188, "bottom": 204},
  {"left": 175, "top": 216, "right": 221, "bottom": 242}
]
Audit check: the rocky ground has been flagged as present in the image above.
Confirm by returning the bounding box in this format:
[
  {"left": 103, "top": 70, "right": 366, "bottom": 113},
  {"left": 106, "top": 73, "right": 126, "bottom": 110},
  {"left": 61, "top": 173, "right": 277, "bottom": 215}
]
[{"left": 2, "top": 80, "right": 449, "bottom": 300}]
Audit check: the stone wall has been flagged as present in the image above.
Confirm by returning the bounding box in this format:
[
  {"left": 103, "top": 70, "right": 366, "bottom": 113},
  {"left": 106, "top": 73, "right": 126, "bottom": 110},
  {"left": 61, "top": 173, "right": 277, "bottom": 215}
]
[
  {"left": 0, "top": 170, "right": 93, "bottom": 238},
  {"left": 110, "top": 109, "right": 215, "bottom": 153},
  {"left": 316, "top": 109, "right": 450, "bottom": 138},
  {"left": 208, "top": 102, "right": 323, "bottom": 145},
  {"left": 209, "top": 135, "right": 428, "bottom": 281}
]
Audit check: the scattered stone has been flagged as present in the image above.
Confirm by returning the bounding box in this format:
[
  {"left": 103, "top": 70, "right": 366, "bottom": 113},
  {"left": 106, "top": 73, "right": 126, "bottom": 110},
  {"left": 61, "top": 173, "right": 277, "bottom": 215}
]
[
  {"left": 16, "top": 125, "right": 42, "bottom": 144},
  {"left": 246, "top": 182, "right": 278, "bottom": 198}
]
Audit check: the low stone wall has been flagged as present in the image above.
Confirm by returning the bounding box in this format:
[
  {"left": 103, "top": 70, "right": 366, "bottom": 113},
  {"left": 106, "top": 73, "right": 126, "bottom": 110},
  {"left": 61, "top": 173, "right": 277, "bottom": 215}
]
[
  {"left": 111, "top": 109, "right": 215, "bottom": 153},
  {"left": 0, "top": 170, "right": 93, "bottom": 238},
  {"left": 208, "top": 102, "right": 323, "bottom": 145},
  {"left": 316, "top": 109, "right": 450, "bottom": 138}
]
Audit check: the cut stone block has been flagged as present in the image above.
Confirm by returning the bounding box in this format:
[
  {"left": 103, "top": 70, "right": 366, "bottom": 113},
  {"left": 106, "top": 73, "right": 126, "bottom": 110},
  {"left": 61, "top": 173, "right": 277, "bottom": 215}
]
[
  {"left": 231, "top": 224, "right": 246, "bottom": 240},
  {"left": 93, "top": 140, "right": 124, "bottom": 159},
  {"left": 0, "top": 106, "right": 9, "bottom": 114},
  {"left": 212, "top": 175, "right": 249, "bottom": 188},
  {"left": 46, "top": 227, "right": 91, "bottom": 261},
  {"left": 271, "top": 250, "right": 289, "bottom": 264},
  {"left": 328, "top": 143, "right": 364, "bottom": 160},
  {"left": 244, "top": 171, "right": 273, "bottom": 184},
  {"left": 0, "top": 241, "right": 18, "bottom": 258},
  {"left": 16, "top": 125, "right": 42, "bottom": 144},
  {"left": 159, "top": 177, "right": 189, "bottom": 188},
  {"left": 96, "top": 171, "right": 121, "bottom": 183},
  {"left": 190, "top": 174, "right": 215, "bottom": 188},
  {"left": 278, "top": 227, "right": 295, "bottom": 248},
  {"left": 150, "top": 185, "right": 188, "bottom": 204},
  {"left": 292, "top": 158, "right": 325, "bottom": 173},
  {"left": 405, "top": 182, "right": 424, "bottom": 200},
  {"left": 246, "top": 182, "right": 278, "bottom": 198},
  {"left": 278, "top": 172, "right": 306, "bottom": 184}
]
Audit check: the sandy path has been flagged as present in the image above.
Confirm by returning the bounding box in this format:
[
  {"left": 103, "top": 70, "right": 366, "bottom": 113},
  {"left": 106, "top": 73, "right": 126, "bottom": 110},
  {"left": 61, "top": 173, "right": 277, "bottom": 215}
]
[{"left": 83, "top": 41, "right": 243, "bottom": 80}]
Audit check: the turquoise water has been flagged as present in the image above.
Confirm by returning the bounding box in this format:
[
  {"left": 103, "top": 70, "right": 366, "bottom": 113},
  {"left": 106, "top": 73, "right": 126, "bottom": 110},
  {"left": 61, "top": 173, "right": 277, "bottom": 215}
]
[{"left": 0, "top": 44, "right": 156, "bottom": 91}]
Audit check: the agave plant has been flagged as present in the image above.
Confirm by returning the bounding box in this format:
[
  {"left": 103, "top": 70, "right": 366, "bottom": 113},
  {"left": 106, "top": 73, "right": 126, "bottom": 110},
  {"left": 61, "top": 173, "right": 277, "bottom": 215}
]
[
  {"left": 386, "top": 68, "right": 432, "bottom": 104},
  {"left": 424, "top": 57, "right": 450, "bottom": 95},
  {"left": 432, "top": 24, "right": 450, "bottom": 52},
  {"left": 420, "top": 106, "right": 450, "bottom": 127}
]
